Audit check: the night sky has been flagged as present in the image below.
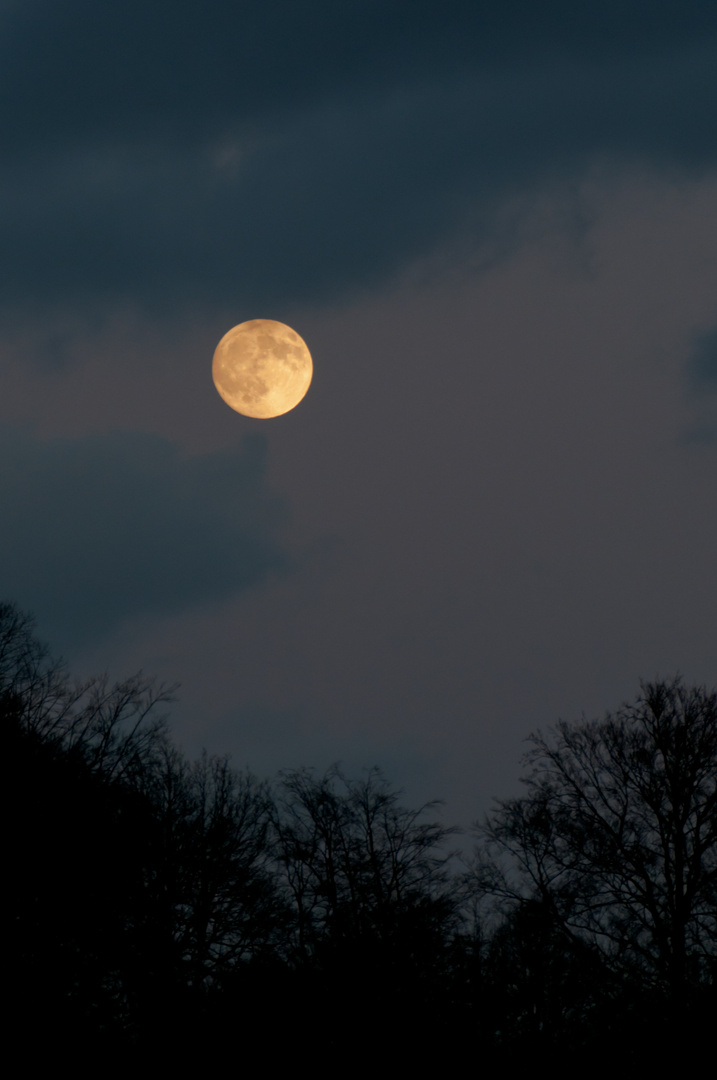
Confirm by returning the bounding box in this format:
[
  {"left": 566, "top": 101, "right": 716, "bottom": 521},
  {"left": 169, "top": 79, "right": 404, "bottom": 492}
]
[{"left": 2, "top": 1, "right": 716, "bottom": 828}]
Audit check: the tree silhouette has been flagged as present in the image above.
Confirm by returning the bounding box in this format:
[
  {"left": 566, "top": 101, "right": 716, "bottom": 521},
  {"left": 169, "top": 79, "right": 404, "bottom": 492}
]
[
  {"left": 267, "top": 766, "right": 463, "bottom": 1062},
  {"left": 10, "top": 598, "right": 714, "bottom": 1063},
  {"left": 1, "top": 602, "right": 175, "bottom": 783},
  {"left": 3, "top": 603, "right": 190, "bottom": 1054},
  {"left": 151, "top": 747, "right": 285, "bottom": 990},
  {"left": 7, "top": 678, "right": 167, "bottom": 1055},
  {"left": 271, "top": 766, "right": 459, "bottom": 959},
  {"left": 475, "top": 677, "right": 717, "bottom": 1058}
]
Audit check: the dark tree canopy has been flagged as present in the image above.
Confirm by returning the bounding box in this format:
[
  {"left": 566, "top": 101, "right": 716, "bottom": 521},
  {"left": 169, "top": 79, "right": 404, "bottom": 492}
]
[
  {"left": 3, "top": 603, "right": 464, "bottom": 1063},
  {"left": 4, "top": 600, "right": 716, "bottom": 1064}
]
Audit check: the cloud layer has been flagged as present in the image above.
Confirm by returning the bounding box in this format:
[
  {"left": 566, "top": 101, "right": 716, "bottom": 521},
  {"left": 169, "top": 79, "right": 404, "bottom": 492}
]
[
  {"left": 2, "top": 2, "right": 717, "bottom": 313},
  {"left": 0, "top": 428, "right": 289, "bottom": 645}
]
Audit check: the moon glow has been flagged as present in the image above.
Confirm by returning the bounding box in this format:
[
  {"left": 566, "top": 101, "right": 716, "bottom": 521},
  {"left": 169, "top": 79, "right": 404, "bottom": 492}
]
[{"left": 212, "top": 319, "right": 313, "bottom": 419}]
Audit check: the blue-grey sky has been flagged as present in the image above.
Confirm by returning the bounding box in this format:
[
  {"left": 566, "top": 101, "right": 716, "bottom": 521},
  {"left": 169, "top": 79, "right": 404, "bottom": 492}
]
[{"left": 2, "top": 1, "right": 716, "bottom": 826}]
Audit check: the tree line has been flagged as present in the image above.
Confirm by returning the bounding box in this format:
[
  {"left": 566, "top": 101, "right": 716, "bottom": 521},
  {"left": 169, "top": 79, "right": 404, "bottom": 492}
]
[{"left": 3, "top": 601, "right": 715, "bottom": 1065}]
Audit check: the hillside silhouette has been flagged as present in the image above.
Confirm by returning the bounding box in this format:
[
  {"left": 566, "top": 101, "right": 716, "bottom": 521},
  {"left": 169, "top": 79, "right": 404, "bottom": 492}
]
[{"left": 4, "top": 602, "right": 715, "bottom": 1066}]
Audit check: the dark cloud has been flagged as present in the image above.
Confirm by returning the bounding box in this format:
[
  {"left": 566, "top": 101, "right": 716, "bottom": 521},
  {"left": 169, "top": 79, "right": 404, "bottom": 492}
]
[
  {"left": 2, "top": 2, "right": 717, "bottom": 313},
  {"left": 683, "top": 326, "right": 717, "bottom": 442},
  {"left": 3, "top": 1, "right": 715, "bottom": 148},
  {"left": 0, "top": 427, "right": 289, "bottom": 646},
  {"left": 686, "top": 326, "right": 717, "bottom": 393}
]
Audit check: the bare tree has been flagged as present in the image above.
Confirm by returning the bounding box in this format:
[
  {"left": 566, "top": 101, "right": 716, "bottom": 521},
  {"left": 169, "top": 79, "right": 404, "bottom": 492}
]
[
  {"left": 477, "top": 678, "right": 717, "bottom": 1001},
  {"left": 4, "top": 600, "right": 285, "bottom": 1048},
  {"left": 153, "top": 749, "right": 283, "bottom": 988},
  {"left": 1, "top": 601, "right": 175, "bottom": 784},
  {"left": 271, "top": 766, "right": 460, "bottom": 962},
  {"left": 0, "top": 601, "right": 74, "bottom": 732}
]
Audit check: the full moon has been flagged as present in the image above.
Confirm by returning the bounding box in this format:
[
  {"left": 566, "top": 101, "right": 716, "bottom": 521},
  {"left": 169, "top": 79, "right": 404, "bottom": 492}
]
[{"left": 212, "top": 319, "right": 313, "bottom": 419}]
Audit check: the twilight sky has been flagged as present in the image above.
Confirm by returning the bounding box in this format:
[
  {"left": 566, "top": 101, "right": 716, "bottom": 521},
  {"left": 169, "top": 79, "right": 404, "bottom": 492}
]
[{"left": 2, "top": 1, "right": 716, "bottom": 827}]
